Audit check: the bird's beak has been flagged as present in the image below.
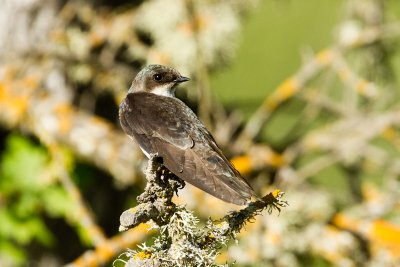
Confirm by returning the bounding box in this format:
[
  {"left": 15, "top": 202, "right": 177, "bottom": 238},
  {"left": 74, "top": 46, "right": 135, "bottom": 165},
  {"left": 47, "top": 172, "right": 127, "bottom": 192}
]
[{"left": 174, "top": 76, "right": 190, "bottom": 83}]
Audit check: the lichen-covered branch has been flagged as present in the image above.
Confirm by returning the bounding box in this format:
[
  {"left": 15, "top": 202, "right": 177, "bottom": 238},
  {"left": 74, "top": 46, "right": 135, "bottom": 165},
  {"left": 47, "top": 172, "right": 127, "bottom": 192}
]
[
  {"left": 118, "top": 155, "right": 287, "bottom": 267},
  {"left": 0, "top": 70, "right": 141, "bottom": 185}
]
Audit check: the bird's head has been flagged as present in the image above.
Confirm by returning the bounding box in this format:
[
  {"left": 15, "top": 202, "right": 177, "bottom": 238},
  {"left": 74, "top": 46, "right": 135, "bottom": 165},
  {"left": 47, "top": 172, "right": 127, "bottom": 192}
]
[{"left": 129, "top": 64, "right": 190, "bottom": 97}]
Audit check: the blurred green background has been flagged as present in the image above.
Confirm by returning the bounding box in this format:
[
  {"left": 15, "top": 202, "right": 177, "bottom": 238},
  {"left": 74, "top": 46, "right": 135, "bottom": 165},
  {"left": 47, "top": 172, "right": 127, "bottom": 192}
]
[
  {"left": 212, "top": 0, "right": 343, "bottom": 147},
  {"left": 212, "top": 0, "right": 341, "bottom": 107}
]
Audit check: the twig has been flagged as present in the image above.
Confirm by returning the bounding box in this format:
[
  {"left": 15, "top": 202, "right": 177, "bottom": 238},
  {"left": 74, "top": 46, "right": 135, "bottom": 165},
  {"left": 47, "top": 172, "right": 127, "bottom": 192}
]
[
  {"left": 331, "top": 53, "right": 378, "bottom": 98},
  {"left": 234, "top": 48, "right": 337, "bottom": 152},
  {"left": 235, "top": 22, "right": 400, "bottom": 152}
]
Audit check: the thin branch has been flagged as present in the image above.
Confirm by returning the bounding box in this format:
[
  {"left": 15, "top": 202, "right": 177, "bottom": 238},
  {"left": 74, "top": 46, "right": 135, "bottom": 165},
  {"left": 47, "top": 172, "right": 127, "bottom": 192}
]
[{"left": 234, "top": 48, "right": 337, "bottom": 152}]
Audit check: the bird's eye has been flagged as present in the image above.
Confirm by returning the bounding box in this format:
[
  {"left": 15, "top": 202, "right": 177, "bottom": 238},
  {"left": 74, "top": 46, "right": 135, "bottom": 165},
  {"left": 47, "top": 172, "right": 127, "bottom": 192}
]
[{"left": 153, "top": 74, "right": 162, "bottom": 82}]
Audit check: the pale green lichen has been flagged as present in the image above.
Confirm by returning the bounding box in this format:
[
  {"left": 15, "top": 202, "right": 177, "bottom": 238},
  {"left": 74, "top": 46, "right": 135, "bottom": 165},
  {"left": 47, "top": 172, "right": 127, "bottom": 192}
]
[{"left": 116, "top": 155, "right": 287, "bottom": 267}]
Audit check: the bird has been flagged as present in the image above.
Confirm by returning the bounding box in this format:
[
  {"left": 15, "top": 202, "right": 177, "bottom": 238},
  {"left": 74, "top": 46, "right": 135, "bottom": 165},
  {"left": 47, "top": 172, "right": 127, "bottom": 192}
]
[{"left": 119, "top": 64, "right": 255, "bottom": 205}]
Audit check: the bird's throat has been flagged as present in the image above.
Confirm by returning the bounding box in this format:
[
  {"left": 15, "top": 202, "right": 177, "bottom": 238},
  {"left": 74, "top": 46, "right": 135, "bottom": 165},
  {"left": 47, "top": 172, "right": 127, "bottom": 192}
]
[{"left": 151, "top": 84, "right": 176, "bottom": 97}]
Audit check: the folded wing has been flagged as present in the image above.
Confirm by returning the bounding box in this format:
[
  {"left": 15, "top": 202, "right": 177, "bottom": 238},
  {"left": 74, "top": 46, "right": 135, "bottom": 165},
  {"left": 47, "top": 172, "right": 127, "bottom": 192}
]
[{"left": 119, "top": 92, "right": 254, "bottom": 205}]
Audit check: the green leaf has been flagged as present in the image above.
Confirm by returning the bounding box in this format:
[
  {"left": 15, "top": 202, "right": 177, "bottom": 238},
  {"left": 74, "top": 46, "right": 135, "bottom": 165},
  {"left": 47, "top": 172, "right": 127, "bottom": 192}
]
[
  {"left": 42, "top": 186, "right": 74, "bottom": 218},
  {"left": 13, "top": 193, "right": 41, "bottom": 218},
  {"left": 26, "top": 217, "right": 54, "bottom": 246},
  {"left": 0, "top": 208, "right": 52, "bottom": 245},
  {"left": 0, "top": 135, "right": 49, "bottom": 193}
]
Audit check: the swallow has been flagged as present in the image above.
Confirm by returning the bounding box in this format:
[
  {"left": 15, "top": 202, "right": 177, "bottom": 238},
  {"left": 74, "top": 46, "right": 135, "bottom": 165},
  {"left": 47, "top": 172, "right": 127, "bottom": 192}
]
[{"left": 119, "top": 65, "right": 255, "bottom": 205}]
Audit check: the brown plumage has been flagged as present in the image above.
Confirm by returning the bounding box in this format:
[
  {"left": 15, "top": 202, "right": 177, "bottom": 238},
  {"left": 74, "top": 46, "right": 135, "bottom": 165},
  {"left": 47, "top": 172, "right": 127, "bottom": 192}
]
[{"left": 119, "top": 65, "right": 255, "bottom": 205}]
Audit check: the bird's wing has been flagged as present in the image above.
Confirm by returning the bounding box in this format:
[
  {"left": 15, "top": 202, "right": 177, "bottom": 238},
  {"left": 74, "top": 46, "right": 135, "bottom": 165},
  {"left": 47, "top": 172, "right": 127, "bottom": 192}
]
[
  {"left": 119, "top": 92, "right": 254, "bottom": 205},
  {"left": 120, "top": 92, "right": 194, "bottom": 149}
]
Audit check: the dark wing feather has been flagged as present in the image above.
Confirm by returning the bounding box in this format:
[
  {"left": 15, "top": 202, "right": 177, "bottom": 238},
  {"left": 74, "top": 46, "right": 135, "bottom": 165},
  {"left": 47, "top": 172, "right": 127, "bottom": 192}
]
[{"left": 119, "top": 92, "right": 254, "bottom": 205}]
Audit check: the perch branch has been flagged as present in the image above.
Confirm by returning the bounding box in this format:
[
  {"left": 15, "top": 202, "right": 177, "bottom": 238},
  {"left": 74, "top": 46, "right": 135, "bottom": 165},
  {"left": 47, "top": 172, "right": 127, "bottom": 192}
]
[{"left": 118, "top": 154, "right": 287, "bottom": 266}]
